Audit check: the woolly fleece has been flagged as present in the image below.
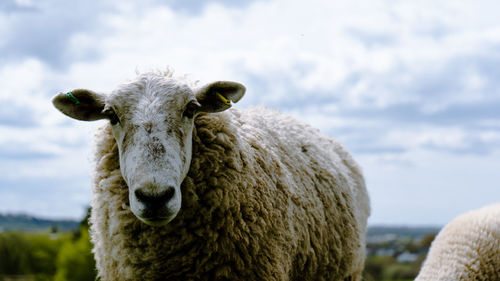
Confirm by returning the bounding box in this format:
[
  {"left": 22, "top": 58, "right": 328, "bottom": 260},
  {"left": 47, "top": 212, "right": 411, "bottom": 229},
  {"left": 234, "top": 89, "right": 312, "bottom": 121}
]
[
  {"left": 416, "top": 203, "right": 500, "bottom": 281},
  {"left": 90, "top": 104, "right": 370, "bottom": 280}
]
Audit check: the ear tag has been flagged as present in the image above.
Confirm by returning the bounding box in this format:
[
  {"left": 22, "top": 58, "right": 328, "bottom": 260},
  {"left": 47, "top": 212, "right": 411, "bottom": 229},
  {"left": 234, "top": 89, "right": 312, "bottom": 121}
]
[
  {"left": 65, "top": 92, "right": 80, "bottom": 105},
  {"left": 216, "top": 92, "right": 231, "bottom": 106}
]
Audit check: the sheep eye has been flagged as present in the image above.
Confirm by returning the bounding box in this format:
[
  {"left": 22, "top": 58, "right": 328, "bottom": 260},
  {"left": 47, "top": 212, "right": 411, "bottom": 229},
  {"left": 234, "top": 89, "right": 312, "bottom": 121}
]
[
  {"left": 103, "top": 108, "right": 120, "bottom": 125},
  {"left": 183, "top": 100, "right": 201, "bottom": 119}
]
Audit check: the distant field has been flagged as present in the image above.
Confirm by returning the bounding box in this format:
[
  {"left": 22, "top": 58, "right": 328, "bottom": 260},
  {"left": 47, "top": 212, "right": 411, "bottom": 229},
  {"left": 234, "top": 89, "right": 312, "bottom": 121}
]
[
  {"left": 0, "top": 213, "right": 442, "bottom": 236},
  {"left": 0, "top": 214, "right": 79, "bottom": 232},
  {"left": 367, "top": 225, "right": 441, "bottom": 239}
]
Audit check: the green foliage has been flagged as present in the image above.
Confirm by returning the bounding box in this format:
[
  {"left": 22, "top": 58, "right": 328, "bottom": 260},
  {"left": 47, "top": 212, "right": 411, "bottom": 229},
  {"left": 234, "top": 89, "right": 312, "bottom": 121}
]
[
  {"left": 0, "top": 231, "right": 69, "bottom": 278},
  {"left": 363, "top": 226, "right": 438, "bottom": 281},
  {"left": 54, "top": 227, "right": 97, "bottom": 281},
  {"left": 0, "top": 208, "right": 96, "bottom": 281},
  {"left": 1, "top": 213, "right": 436, "bottom": 281},
  {"left": 383, "top": 263, "right": 417, "bottom": 280},
  {"left": 363, "top": 256, "right": 395, "bottom": 281},
  {"left": 419, "top": 233, "right": 437, "bottom": 248},
  {"left": 363, "top": 255, "right": 425, "bottom": 281}
]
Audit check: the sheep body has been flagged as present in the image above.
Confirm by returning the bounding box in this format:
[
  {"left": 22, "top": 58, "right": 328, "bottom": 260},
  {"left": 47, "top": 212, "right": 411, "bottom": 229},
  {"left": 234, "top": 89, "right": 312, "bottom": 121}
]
[
  {"left": 416, "top": 203, "right": 500, "bottom": 281},
  {"left": 85, "top": 81, "right": 370, "bottom": 280}
]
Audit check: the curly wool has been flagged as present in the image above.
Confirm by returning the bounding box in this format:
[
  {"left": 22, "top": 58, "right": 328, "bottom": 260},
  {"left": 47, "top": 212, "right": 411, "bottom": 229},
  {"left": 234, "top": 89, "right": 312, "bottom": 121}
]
[
  {"left": 90, "top": 107, "right": 370, "bottom": 281},
  {"left": 416, "top": 203, "right": 500, "bottom": 281}
]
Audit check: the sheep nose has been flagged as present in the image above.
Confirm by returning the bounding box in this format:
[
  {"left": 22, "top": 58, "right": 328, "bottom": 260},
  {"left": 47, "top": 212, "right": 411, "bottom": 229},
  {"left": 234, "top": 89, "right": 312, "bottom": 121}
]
[{"left": 134, "top": 186, "right": 175, "bottom": 207}]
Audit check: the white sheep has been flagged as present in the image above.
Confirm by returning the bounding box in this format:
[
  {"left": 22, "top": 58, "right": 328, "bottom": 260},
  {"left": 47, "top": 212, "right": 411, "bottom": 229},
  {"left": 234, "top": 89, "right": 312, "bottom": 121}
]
[
  {"left": 52, "top": 69, "right": 370, "bottom": 281},
  {"left": 416, "top": 203, "right": 500, "bottom": 281}
]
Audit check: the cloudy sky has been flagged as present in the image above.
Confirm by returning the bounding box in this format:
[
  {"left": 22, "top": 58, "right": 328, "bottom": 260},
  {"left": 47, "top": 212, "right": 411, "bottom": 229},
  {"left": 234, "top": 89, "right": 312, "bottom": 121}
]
[{"left": 1, "top": 0, "right": 499, "bottom": 225}]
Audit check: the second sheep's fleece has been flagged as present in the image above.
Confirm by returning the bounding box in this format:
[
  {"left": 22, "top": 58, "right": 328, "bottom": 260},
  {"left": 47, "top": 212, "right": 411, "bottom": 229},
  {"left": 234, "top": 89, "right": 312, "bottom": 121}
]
[
  {"left": 52, "top": 69, "right": 370, "bottom": 281},
  {"left": 416, "top": 203, "right": 500, "bottom": 281}
]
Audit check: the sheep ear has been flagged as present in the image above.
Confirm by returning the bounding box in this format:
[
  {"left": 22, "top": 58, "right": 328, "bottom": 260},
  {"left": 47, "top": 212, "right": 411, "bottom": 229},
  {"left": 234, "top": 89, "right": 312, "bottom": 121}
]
[
  {"left": 195, "top": 81, "right": 245, "bottom": 113},
  {"left": 52, "top": 89, "right": 107, "bottom": 121}
]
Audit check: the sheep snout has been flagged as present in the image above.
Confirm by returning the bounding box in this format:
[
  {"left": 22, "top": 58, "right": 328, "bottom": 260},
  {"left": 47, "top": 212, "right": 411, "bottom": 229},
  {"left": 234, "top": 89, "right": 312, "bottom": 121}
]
[{"left": 131, "top": 184, "right": 180, "bottom": 226}]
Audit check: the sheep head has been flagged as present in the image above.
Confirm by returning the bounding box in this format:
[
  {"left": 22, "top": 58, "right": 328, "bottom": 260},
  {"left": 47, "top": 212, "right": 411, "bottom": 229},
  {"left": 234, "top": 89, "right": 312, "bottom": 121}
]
[{"left": 52, "top": 72, "right": 245, "bottom": 226}]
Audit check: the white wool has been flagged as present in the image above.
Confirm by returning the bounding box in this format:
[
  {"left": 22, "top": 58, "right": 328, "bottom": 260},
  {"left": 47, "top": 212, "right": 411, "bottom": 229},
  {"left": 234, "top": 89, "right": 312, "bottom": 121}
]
[{"left": 416, "top": 203, "right": 500, "bottom": 281}]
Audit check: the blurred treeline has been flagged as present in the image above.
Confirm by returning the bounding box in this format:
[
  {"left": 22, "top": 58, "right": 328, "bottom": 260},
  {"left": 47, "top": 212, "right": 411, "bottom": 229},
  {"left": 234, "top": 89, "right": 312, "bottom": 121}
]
[
  {"left": 363, "top": 255, "right": 424, "bottom": 281},
  {"left": 0, "top": 209, "right": 96, "bottom": 281},
  {"left": 1, "top": 207, "right": 436, "bottom": 281},
  {"left": 362, "top": 231, "right": 437, "bottom": 281}
]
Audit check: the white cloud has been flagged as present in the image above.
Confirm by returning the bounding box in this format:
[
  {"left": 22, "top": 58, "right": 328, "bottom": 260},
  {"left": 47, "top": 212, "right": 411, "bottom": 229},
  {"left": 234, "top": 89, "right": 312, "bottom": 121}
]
[
  {"left": 384, "top": 126, "right": 467, "bottom": 150},
  {"left": 14, "top": 0, "right": 34, "bottom": 6},
  {"left": 1, "top": 0, "right": 500, "bottom": 223},
  {"left": 0, "top": 59, "right": 46, "bottom": 100},
  {"left": 18, "top": 0, "right": 497, "bottom": 110},
  {"left": 362, "top": 149, "right": 500, "bottom": 225}
]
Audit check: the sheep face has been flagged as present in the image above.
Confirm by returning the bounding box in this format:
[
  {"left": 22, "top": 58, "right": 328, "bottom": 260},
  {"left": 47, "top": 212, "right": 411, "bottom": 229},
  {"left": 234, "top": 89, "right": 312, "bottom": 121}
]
[
  {"left": 52, "top": 72, "right": 245, "bottom": 226},
  {"left": 106, "top": 79, "right": 197, "bottom": 226}
]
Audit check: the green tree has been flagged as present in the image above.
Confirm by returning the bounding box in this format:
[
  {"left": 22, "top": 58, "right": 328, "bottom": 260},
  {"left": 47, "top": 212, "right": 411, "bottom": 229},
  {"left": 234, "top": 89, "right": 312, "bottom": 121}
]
[
  {"left": 54, "top": 227, "right": 96, "bottom": 281},
  {"left": 0, "top": 232, "right": 32, "bottom": 275},
  {"left": 0, "top": 231, "right": 68, "bottom": 280},
  {"left": 419, "top": 233, "right": 437, "bottom": 249},
  {"left": 363, "top": 256, "right": 394, "bottom": 281},
  {"left": 54, "top": 208, "right": 96, "bottom": 281}
]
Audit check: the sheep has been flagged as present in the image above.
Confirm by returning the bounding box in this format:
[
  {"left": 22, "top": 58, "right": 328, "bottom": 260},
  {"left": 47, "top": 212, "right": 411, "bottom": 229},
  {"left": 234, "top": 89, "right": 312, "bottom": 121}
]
[
  {"left": 415, "top": 203, "right": 500, "bottom": 281},
  {"left": 52, "top": 69, "right": 370, "bottom": 281}
]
